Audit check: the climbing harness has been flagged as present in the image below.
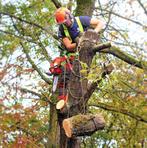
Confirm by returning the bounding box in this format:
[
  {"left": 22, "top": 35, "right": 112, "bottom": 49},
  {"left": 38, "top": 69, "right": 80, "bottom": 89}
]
[{"left": 62, "top": 17, "right": 84, "bottom": 41}]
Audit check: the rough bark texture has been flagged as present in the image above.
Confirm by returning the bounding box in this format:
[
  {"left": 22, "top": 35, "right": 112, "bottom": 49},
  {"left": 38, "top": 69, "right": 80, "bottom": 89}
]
[
  {"left": 58, "top": 30, "right": 104, "bottom": 148},
  {"left": 19, "top": 1, "right": 146, "bottom": 147},
  {"left": 75, "top": 0, "right": 95, "bottom": 16},
  {"left": 47, "top": 104, "right": 59, "bottom": 148},
  {"left": 94, "top": 45, "right": 147, "bottom": 70}
]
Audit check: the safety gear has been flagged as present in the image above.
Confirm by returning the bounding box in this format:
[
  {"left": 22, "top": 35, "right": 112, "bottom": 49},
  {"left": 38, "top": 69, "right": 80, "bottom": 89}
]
[
  {"left": 49, "top": 55, "right": 75, "bottom": 75},
  {"left": 49, "top": 56, "right": 66, "bottom": 75},
  {"left": 55, "top": 7, "right": 71, "bottom": 24},
  {"left": 49, "top": 55, "right": 75, "bottom": 109},
  {"left": 63, "top": 17, "right": 84, "bottom": 41},
  {"left": 52, "top": 76, "right": 59, "bottom": 92},
  {"left": 76, "top": 17, "right": 84, "bottom": 32}
]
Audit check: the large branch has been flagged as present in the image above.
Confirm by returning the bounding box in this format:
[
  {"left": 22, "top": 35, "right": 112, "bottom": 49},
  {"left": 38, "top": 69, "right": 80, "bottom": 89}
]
[
  {"left": 136, "top": 0, "right": 147, "bottom": 16},
  {"left": 93, "top": 43, "right": 147, "bottom": 69},
  {"left": 20, "top": 42, "right": 51, "bottom": 84},
  {"left": 63, "top": 114, "right": 105, "bottom": 138},
  {"left": 51, "top": 0, "right": 62, "bottom": 8},
  {"left": 89, "top": 102, "right": 147, "bottom": 124},
  {"left": 83, "top": 63, "right": 114, "bottom": 105},
  {"left": 0, "top": 29, "right": 37, "bottom": 44}
]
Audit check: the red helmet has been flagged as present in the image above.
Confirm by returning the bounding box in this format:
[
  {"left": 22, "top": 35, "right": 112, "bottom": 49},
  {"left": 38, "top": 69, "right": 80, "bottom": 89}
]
[{"left": 55, "top": 7, "right": 71, "bottom": 24}]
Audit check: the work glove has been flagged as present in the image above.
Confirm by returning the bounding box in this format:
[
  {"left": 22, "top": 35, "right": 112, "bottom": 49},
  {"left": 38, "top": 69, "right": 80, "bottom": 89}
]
[
  {"left": 79, "top": 32, "right": 84, "bottom": 37},
  {"left": 74, "top": 32, "right": 84, "bottom": 45},
  {"left": 74, "top": 36, "right": 80, "bottom": 45}
]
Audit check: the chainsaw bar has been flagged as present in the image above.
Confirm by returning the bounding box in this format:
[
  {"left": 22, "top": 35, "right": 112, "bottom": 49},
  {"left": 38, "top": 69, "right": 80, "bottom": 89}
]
[{"left": 52, "top": 76, "right": 58, "bottom": 92}]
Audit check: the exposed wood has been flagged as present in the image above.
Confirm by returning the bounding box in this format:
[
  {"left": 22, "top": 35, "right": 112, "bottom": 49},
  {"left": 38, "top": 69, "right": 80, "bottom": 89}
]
[
  {"left": 63, "top": 114, "right": 105, "bottom": 138},
  {"left": 51, "top": 1, "right": 108, "bottom": 147},
  {"left": 56, "top": 100, "right": 65, "bottom": 110}
]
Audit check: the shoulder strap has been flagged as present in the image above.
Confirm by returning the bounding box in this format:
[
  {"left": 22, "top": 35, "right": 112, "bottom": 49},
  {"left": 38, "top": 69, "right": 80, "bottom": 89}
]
[
  {"left": 62, "top": 24, "right": 72, "bottom": 40},
  {"left": 62, "top": 17, "right": 84, "bottom": 40},
  {"left": 75, "top": 17, "right": 84, "bottom": 33}
]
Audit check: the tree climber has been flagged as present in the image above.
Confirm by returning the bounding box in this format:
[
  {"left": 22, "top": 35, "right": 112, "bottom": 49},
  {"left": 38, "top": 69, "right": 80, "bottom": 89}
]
[
  {"left": 51, "top": 7, "right": 104, "bottom": 109},
  {"left": 55, "top": 7, "right": 104, "bottom": 52}
]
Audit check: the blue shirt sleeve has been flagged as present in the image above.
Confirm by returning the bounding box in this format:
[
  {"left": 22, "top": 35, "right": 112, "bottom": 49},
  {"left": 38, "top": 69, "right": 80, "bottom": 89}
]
[{"left": 79, "top": 16, "right": 91, "bottom": 31}]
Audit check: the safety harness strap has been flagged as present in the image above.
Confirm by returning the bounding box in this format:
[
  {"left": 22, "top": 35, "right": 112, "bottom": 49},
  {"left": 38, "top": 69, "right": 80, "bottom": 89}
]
[
  {"left": 75, "top": 17, "right": 84, "bottom": 33},
  {"left": 63, "top": 17, "right": 84, "bottom": 40},
  {"left": 63, "top": 25, "right": 71, "bottom": 40}
]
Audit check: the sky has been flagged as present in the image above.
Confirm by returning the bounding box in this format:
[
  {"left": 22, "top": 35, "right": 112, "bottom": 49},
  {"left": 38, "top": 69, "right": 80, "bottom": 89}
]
[{"left": 2, "top": 0, "right": 146, "bottom": 45}]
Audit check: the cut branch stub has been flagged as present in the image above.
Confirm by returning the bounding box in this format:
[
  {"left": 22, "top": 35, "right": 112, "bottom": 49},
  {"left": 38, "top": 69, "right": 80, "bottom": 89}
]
[{"left": 62, "top": 114, "right": 105, "bottom": 138}]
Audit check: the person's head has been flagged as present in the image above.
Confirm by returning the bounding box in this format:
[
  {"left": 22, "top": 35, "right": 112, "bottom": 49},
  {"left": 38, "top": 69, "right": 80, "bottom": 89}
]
[{"left": 55, "top": 7, "right": 73, "bottom": 27}]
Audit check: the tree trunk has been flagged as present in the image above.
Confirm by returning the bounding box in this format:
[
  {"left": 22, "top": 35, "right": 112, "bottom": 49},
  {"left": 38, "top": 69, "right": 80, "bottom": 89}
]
[
  {"left": 47, "top": 104, "right": 59, "bottom": 148},
  {"left": 51, "top": 1, "right": 103, "bottom": 147},
  {"left": 75, "top": 0, "right": 95, "bottom": 16},
  {"left": 57, "top": 30, "right": 102, "bottom": 147}
]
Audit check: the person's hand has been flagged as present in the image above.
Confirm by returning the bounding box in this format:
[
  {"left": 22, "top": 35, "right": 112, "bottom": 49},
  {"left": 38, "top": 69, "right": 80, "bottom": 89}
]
[
  {"left": 79, "top": 32, "right": 84, "bottom": 37},
  {"left": 74, "top": 36, "right": 80, "bottom": 44},
  {"left": 74, "top": 32, "right": 84, "bottom": 45}
]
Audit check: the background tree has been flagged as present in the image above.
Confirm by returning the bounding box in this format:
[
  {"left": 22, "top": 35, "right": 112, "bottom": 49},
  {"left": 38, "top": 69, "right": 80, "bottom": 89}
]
[{"left": 0, "top": 0, "right": 147, "bottom": 147}]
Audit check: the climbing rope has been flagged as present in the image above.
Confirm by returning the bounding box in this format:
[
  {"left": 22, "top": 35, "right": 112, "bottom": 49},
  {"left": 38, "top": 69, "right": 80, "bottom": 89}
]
[{"left": 59, "top": 32, "right": 100, "bottom": 113}]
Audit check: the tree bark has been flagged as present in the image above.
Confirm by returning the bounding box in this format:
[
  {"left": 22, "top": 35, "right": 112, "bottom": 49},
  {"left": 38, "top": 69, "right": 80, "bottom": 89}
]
[
  {"left": 56, "top": 1, "right": 98, "bottom": 147},
  {"left": 57, "top": 29, "right": 104, "bottom": 147},
  {"left": 63, "top": 114, "right": 105, "bottom": 138},
  {"left": 75, "top": 0, "right": 95, "bottom": 16},
  {"left": 47, "top": 104, "right": 59, "bottom": 148},
  {"left": 93, "top": 43, "right": 147, "bottom": 70}
]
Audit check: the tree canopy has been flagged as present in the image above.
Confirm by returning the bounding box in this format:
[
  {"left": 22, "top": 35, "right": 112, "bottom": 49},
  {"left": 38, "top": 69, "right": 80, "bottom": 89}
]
[{"left": 0, "top": 0, "right": 147, "bottom": 147}]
